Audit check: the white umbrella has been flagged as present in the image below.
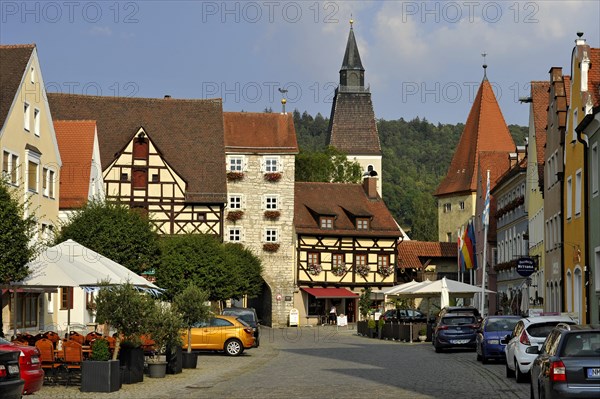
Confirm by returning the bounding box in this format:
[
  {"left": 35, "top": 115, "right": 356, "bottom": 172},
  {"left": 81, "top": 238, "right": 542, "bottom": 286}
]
[
  {"left": 11, "top": 239, "right": 161, "bottom": 336},
  {"left": 381, "top": 279, "right": 423, "bottom": 295}
]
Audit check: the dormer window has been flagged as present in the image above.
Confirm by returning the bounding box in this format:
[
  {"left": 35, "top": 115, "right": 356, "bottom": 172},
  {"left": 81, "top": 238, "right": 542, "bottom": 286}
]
[
  {"left": 320, "top": 216, "right": 334, "bottom": 229},
  {"left": 356, "top": 218, "right": 369, "bottom": 230}
]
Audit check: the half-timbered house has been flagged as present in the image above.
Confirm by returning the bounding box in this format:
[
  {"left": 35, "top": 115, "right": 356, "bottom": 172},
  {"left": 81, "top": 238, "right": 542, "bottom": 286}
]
[
  {"left": 294, "top": 179, "right": 402, "bottom": 324},
  {"left": 48, "top": 94, "right": 227, "bottom": 236}
]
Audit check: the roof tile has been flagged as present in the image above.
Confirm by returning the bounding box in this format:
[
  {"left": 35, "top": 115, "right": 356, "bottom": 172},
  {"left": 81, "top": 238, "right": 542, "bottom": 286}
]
[
  {"left": 0, "top": 44, "right": 35, "bottom": 129},
  {"left": 224, "top": 112, "right": 298, "bottom": 153}
]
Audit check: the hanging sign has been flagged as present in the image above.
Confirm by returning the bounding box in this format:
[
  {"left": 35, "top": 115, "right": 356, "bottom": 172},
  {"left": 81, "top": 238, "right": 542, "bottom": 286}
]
[{"left": 517, "top": 257, "right": 536, "bottom": 277}]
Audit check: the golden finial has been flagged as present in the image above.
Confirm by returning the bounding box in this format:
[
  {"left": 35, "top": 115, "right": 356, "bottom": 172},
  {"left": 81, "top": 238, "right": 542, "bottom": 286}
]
[{"left": 350, "top": 14, "right": 353, "bottom": 28}]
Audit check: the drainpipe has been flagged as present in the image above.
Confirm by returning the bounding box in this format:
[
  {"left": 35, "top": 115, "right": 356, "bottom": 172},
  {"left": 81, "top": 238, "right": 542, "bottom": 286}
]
[{"left": 576, "top": 112, "right": 595, "bottom": 324}]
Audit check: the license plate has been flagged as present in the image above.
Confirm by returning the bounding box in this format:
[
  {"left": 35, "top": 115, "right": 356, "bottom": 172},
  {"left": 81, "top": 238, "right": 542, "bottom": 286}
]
[
  {"left": 30, "top": 356, "right": 40, "bottom": 364},
  {"left": 587, "top": 368, "right": 600, "bottom": 378},
  {"left": 8, "top": 364, "right": 19, "bottom": 375},
  {"left": 487, "top": 339, "right": 499, "bottom": 345},
  {"left": 451, "top": 339, "right": 469, "bottom": 344}
]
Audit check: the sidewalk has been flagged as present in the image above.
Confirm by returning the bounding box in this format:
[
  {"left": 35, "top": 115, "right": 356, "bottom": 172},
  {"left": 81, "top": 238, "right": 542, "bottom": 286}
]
[{"left": 37, "top": 330, "right": 279, "bottom": 399}]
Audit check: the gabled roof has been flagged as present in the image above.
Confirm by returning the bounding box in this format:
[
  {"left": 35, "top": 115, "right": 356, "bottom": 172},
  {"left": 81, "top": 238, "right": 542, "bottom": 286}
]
[
  {"left": 0, "top": 44, "right": 35, "bottom": 130},
  {"left": 48, "top": 93, "right": 226, "bottom": 203},
  {"left": 294, "top": 182, "right": 400, "bottom": 237},
  {"left": 341, "top": 26, "right": 364, "bottom": 71},
  {"left": 397, "top": 241, "right": 456, "bottom": 269},
  {"left": 54, "top": 120, "right": 97, "bottom": 209},
  {"left": 531, "top": 81, "right": 550, "bottom": 166},
  {"left": 327, "top": 92, "right": 381, "bottom": 155},
  {"left": 435, "top": 77, "right": 515, "bottom": 197},
  {"left": 223, "top": 112, "right": 298, "bottom": 154}
]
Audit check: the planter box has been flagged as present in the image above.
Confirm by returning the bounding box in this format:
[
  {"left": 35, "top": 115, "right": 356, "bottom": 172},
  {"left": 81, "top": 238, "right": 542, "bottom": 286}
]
[
  {"left": 356, "top": 321, "right": 368, "bottom": 336},
  {"left": 81, "top": 360, "right": 121, "bottom": 393},
  {"left": 182, "top": 351, "right": 198, "bottom": 369},
  {"left": 166, "top": 346, "right": 182, "bottom": 374},
  {"left": 119, "top": 346, "right": 144, "bottom": 384},
  {"left": 147, "top": 361, "right": 167, "bottom": 378},
  {"left": 381, "top": 323, "right": 394, "bottom": 340}
]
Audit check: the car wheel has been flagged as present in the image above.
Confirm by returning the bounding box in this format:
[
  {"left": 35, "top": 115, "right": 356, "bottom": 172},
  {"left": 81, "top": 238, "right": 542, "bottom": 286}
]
[
  {"left": 434, "top": 342, "right": 442, "bottom": 353},
  {"left": 515, "top": 361, "right": 528, "bottom": 383},
  {"left": 224, "top": 339, "right": 243, "bottom": 356},
  {"left": 506, "top": 361, "right": 515, "bottom": 378}
]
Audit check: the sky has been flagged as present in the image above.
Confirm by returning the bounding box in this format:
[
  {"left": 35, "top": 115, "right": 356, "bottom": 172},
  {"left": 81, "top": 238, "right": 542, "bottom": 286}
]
[{"left": 1, "top": 1, "right": 599, "bottom": 126}]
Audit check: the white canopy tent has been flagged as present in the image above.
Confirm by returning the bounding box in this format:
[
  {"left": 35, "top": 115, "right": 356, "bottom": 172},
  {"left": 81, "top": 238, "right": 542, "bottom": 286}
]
[
  {"left": 386, "top": 277, "right": 495, "bottom": 313},
  {"left": 10, "top": 239, "right": 161, "bottom": 335}
]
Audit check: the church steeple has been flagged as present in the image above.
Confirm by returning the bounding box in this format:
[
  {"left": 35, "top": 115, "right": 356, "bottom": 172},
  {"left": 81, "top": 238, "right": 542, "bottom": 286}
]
[{"left": 340, "top": 20, "right": 365, "bottom": 89}]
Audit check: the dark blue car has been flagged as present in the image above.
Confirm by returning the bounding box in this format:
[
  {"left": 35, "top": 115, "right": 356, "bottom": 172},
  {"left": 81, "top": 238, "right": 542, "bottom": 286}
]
[{"left": 476, "top": 315, "right": 521, "bottom": 363}]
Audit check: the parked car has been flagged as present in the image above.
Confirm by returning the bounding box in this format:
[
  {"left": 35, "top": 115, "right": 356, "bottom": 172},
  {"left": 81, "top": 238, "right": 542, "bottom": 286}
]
[
  {"left": 0, "top": 350, "right": 24, "bottom": 399},
  {"left": 0, "top": 337, "right": 43, "bottom": 395},
  {"left": 529, "top": 324, "right": 600, "bottom": 399},
  {"left": 381, "top": 308, "right": 427, "bottom": 323},
  {"left": 222, "top": 307, "right": 260, "bottom": 347},
  {"left": 437, "top": 306, "right": 482, "bottom": 322},
  {"left": 504, "top": 315, "right": 576, "bottom": 383},
  {"left": 476, "top": 315, "right": 521, "bottom": 363},
  {"left": 433, "top": 313, "right": 479, "bottom": 352},
  {"left": 181, "top": 315, "right": 255, "bottom": 356}
]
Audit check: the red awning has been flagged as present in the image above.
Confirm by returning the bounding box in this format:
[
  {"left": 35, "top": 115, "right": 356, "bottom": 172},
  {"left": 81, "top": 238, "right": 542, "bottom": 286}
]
[{"left": 301, "top": 287, "right": 358, "bottom": 299}]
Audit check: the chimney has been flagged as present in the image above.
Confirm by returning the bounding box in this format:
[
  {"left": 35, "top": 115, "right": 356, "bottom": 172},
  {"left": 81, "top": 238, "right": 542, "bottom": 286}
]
[
  {"left": 363, "top": 177, "right": 378, "bottom": 199},
  {"left": 164, "top": 95, "right": 172, "bottom": 99}
]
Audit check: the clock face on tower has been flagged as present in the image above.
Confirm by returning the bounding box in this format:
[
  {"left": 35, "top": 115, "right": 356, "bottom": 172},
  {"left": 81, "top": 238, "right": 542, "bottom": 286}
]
[{"left": 349, "top": 71, "right": 358, "bottom": 86}]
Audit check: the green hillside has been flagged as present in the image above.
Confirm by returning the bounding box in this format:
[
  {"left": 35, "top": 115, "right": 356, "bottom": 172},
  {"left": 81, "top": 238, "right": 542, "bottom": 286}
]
[{"left": 293, "top": 110, "right": 528, "bottom": 241}]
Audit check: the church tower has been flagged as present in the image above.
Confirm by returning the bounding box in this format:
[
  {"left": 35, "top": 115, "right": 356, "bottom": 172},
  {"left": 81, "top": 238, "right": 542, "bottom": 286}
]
[
  {"left": 327, "top": 20, "right": 382, "bottom": 195},
  {"left": 434, "top": 65, "right": 515, "bottom": 242}
]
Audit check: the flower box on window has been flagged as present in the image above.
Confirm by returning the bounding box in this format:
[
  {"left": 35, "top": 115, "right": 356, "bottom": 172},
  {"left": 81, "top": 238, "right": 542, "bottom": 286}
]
[
  {"left": 263, "top": 210, "right": 281, "bottom": 220},
  {"left": 226, "top": 210, "right": 244, "bottom": 222},
  {"left": 331, "top": 264, "right": 347, "bottom": 277},
  {"left": 227, "top": 172, "right": 244, "bottom": 181},
  {"left": 356, "top": 264, "right": 370, "bottom": 277},
  {"left": 263, "top": 243, "right": 280, "bottom": 252},
  {"left": 308, "top": 264, "right": 322, "bottom": 276},
  {"left": 264, "top": 172, "right": 282, "bottom": 182},
  {"left": 378, "top": 265, "right": 394, "bottom": 277}
]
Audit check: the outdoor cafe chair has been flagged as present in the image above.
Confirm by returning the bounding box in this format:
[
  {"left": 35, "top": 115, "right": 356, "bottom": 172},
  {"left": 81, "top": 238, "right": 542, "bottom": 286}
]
[
  {"left": 62, "top": 340, "right": 83, "bottom": 386},
  {"left": 35, "top": 338, "right": 62, "bottom": 385}
]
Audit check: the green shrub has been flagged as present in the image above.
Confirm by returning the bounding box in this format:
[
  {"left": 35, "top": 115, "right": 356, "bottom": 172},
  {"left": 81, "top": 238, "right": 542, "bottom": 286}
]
[
  {"left": 367, "top": 319, "right": 376, "bottom": 329},
  {"left": 90, "top": 339, "right": 111, "bottom": 361}
]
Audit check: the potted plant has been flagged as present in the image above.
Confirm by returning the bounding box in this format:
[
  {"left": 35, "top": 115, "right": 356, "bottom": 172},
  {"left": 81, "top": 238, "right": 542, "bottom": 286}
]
[
  {"left": 418, "top": 327, "right": 427, "bottom": 342},
  {"left": 95, "top": 282, "right": 154, "bottom": 384},
  {"left": 146, "top": 302, "right": 183, "bottom": 378},
  {"left": 378, "top": 317, "right": 385, "bottom": 339},
  {"left": 263, "top": 243, "right": 280, "bottom": 252},
  {"left": 226, "top": 171, "right": 244, "bottom": 181},
  {"left": 226, "top": 210, "right": 244, "bottom": 222},
  {"left": 367, "top": 318, "right": 376, "bottom": 338},
  {"left": 81, "top": 338, "right": 121, "bottom": 392},
  {"left": 173, "top": 283, "right": 210, "bottom": 369}
]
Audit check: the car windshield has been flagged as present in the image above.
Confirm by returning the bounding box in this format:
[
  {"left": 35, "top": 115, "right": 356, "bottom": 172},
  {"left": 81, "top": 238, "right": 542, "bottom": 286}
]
[
  {"left": 486, "top": 319, "right": 519, "bottom": 332},
  {"left": 442, "top": 316, "right": 476, "bottom": 325},
  {"left": 560, "top": 332, "right": 600, "bottom": 357},
  {"left": 528, "top": 322, "right": 574, "bottom": 337}
]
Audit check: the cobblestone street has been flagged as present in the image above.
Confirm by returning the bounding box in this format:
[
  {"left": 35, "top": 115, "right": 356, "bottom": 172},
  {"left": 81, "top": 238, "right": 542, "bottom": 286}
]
[{"left": 37, "top": 325, "right": 529, "bottom": 399}]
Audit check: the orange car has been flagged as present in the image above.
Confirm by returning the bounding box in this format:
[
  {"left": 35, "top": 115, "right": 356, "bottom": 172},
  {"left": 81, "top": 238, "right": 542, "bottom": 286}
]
[{"left": 182, "top": 315, "right": 255, "bottom": 356}]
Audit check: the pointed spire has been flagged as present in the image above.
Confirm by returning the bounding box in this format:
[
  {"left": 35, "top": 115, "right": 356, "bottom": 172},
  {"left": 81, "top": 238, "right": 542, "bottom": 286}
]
[
  {"left": 482, "top": 52, "right": 488, "bottom": 80},
  {"left": 341, "top": 21, "right": 364, "bottom": 71}
]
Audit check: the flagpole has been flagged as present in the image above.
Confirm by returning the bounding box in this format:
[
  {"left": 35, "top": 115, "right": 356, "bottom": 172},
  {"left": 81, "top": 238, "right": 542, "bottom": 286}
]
[{"left": 480, "top": 170, "right": 490, "bottom": 317}]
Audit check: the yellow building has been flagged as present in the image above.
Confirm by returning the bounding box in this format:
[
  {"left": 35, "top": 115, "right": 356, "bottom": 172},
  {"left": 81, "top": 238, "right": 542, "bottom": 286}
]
[
  {"left": 1, "top": 44, "right": 62, "bottom": 333},
  {"left": 563, "top": 34, "right": 598, "bottom": 323}
]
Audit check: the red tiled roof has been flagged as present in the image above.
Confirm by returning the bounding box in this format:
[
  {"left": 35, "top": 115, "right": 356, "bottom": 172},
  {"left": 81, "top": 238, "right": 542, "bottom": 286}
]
[
  {"left": 294, "top": 182, "right": 400, "bottom": 237},
  {"left": 223, "top": 112, "right": 298, "bottom": 153},
  {"left": 0, "top": 44, "right": 35, "bottom": 129},
  {"left": 435, "top": 78, "right": 515, "bottom": 197},
  {"left": 54, "top": 120, "right": 96, "bottom": 209},
  {"left": 589, "top": 48, "right": 600, "bottom": 106},
  {"left": 397, "top": 241, "right": 456, "bottom": 269},
  {"left": 531, "top": 81, "right": 550, "bottom": 166},
  {"left": 48, "top": 93, "right": 226, "bottom": 203}
]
